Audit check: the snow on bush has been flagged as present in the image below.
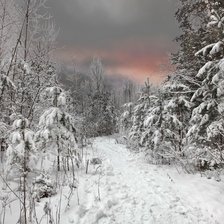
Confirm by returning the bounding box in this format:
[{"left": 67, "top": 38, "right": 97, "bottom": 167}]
[{"left": 32, "top": 172, "right": 56, "bottom": 202}]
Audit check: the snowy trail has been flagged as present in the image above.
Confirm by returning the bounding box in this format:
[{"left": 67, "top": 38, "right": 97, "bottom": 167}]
[{"left": 66, "top": 137, "right": 221, "bottom": 224}]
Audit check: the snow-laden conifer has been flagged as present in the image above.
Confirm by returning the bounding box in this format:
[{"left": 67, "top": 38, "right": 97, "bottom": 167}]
[
  {"left": 36, "top": 86, "right": 79, "bottom": 171},
  {"left": 187, "top": 1, "right": 224, "bottom": 169}
]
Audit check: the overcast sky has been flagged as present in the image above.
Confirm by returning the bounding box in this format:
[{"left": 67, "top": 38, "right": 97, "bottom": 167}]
[{"left": 48, "top": 0, "right": 179, "bottom": 83}]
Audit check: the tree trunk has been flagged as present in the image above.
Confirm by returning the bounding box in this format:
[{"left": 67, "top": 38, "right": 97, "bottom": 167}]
[{"left": 57, "top": 153, "right": 60, "bottom": 171}]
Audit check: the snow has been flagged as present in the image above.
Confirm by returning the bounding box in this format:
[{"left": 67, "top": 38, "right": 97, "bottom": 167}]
[
  {"left": 208, "top": 15, "right": 219, "bottom": 27},
  {"left": 195, "top": 42, "right": 223, "bottom": 57},
  {"left": 65, "top": 138, "right": 224, "bottom": 223},
  {"left": 209, "top": 41, "right": 223, "bottom": 55},
  {"left": 200, "top": 114, "right": 209, "bottom": 126},
  {"left": 207, "top": 10, "right": 224, "bottom": 29},
  {"left": 1, "top": 137, "right": 224, "bottom": 224},
  {"left": 58, "top": 92, "right": 67, "bottom": 106},
  {"left": 207, "top": 121, "right": 224, "bottom": 140},
  {"left": 0, "top": 73, "right": 16, "bottom": 91},
  {"left": 68, "top": 137, "right": 224, "bottom": 224},
  {"left": 143, "top": 114, "right": 154, "bottom": 127},
  {"left": 10, "top": 131, "right": 21, "bottom": 143},
  {"left": 196, "top": 61, "right": 213, "bottom": 78}
]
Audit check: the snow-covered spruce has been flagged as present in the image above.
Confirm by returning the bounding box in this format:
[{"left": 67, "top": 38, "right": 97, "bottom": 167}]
[
  {"left": 32, "top": 172, "right": 56, "bottom": 202},
  {"left": 120, "top": 102, "right": 134, "bottom": 134},
  {"left": 83, "top": 58, "right": 118, "bottom": 137},
  {"left": 125, "top": 75, "right": 190, "bottom": 165},
  {"left": 36, "top": 86, "right": 80, "bottom": 172},
  {"left": 6, "top": 117, "right": 35, "bottom": 175},
  {"left": 128, "top": 79, "right": 152, "bottom": 149},
  {"left": 4, "top": 117, "right": 36, "bottom": 223},
  {"left": 187, "top": 2, "right": 224, "bottom": 170}
]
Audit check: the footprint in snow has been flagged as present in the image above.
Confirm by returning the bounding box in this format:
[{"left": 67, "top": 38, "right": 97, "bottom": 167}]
[
  {"left": 146, "top": 179, "right": 154, "bottom": 183},
  {"left": 172, "top": 197, "right": 180, "bottom": 202},
  {"left": 106, "top": 198, "right": 118, "bottom": 209},
  {"left": 150, "top": 203, "right": 158, "bottom": 207},
  {"left": 120, "top": 193, "right": 129, "bottom": 200},
  {"left": 110, "top": 181, "right": 117, "bottom": 186},
  {"left": 175, "top": 205, "right": 188, "bottom": 215},
  {"left": 132, "top": 198, "right": 137, "bottom": 205}
]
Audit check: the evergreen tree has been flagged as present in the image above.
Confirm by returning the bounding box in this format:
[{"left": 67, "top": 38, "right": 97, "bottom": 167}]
[
  {"left": 187, "top": 1, "right": 224, "bottom": 169},
  {"left": 162, "top": 74, "right": 192, "bottom": 154},
  {"left": 6, "top": 117, "right": 35, "bottom": 223},
  {"left": 83, "top": 58, "right": 118, "bottom": 137},
  {"left": 36, "top": 86, "right": 78, "bottom": 171},
  {"left": 173, "top": 0, "right": 223, "bottom": 72},
  {"left": 85, "top": 90, "right": 117, "bottom": 136},
  {"left": 6, "top": 117, "right": 35, "bottom": 174},
  {"left": 129, "top": 79, "right": 153, "bottom": 146},
  {"left": 142, "top": 92, "right": 167, "bottom": 163},
  {"left": 120, "top": 102, "right": 134, "bottom": 134}
]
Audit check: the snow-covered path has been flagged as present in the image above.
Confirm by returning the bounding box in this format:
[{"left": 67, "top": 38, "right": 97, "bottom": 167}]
[{"left": 66, "top": 137, "right": 222, "bottom": 224}]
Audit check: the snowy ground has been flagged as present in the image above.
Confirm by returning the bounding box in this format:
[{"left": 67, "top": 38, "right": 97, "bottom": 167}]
[
  {"left": 65, "top": 137, "right": 224, "bottom": 224},
  {"left": 1, "top": 137, "right": 224, "bottom": 224}
]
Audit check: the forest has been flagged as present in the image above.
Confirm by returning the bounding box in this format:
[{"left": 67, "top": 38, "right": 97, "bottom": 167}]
[{"left": 0, "top": 0, "right": 224, "bottom": 223}]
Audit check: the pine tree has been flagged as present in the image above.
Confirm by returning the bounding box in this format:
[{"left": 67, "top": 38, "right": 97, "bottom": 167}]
[
  {"left": 36, "top": 86, "right": 78, "bottom": 171},
  {"left": 6, "top": 117, "right": 35, "bottom": 174},
  {"left": 138, "top": 80, "right": 191, "bottom": 164},
  {"left": 129, "top": 79, "right": 152, "bottom": 146},
  {"left": 6, "top": 117, "right": 35, "bottom": 224},
  {"left": 120, "top": 102, "right": 134, "bottom": 134},
  {"left": 162, "top": 74, "right": 192, "bottom": 155},
  {"left": 173, "top": 0, "right": 223, "bottom": 72},
  {"left": 83, "top": 58, "right": 118, "bottom": 137},
  {"left": 187, "top": 1, "right": 224, "bottom": 169},
  {"left": 142, "top": 92, "right": 167, "bottom": 163}
]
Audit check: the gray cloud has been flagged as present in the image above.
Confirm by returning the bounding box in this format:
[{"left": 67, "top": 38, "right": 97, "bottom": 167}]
[
  {"left": 47, "top": 0, "right": 179, "bottom": 48},
  {"left": 48, "top": 0, "right": 179, "bottom": 83}
]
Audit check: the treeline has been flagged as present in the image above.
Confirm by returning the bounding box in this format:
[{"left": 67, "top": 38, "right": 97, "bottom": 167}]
[
  {"left": 0, "top": 1, "right": 133, "bottom": 222},
  {"left": 121, "top": 0, "right": 224, "bottom": 173},
  {"left": 0, "top": 0, "right": 138, "bottom": 185},
  {"left": 0, "top": 0, "right": 138, "bottom": 155},
  {"left": 57, "top": 58, "right": 139, "bottom": 138}
]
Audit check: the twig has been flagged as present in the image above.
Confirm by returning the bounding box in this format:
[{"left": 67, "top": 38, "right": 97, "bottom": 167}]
[{"left": 0, "top": 173, "right": 24, "bottom": 205}]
